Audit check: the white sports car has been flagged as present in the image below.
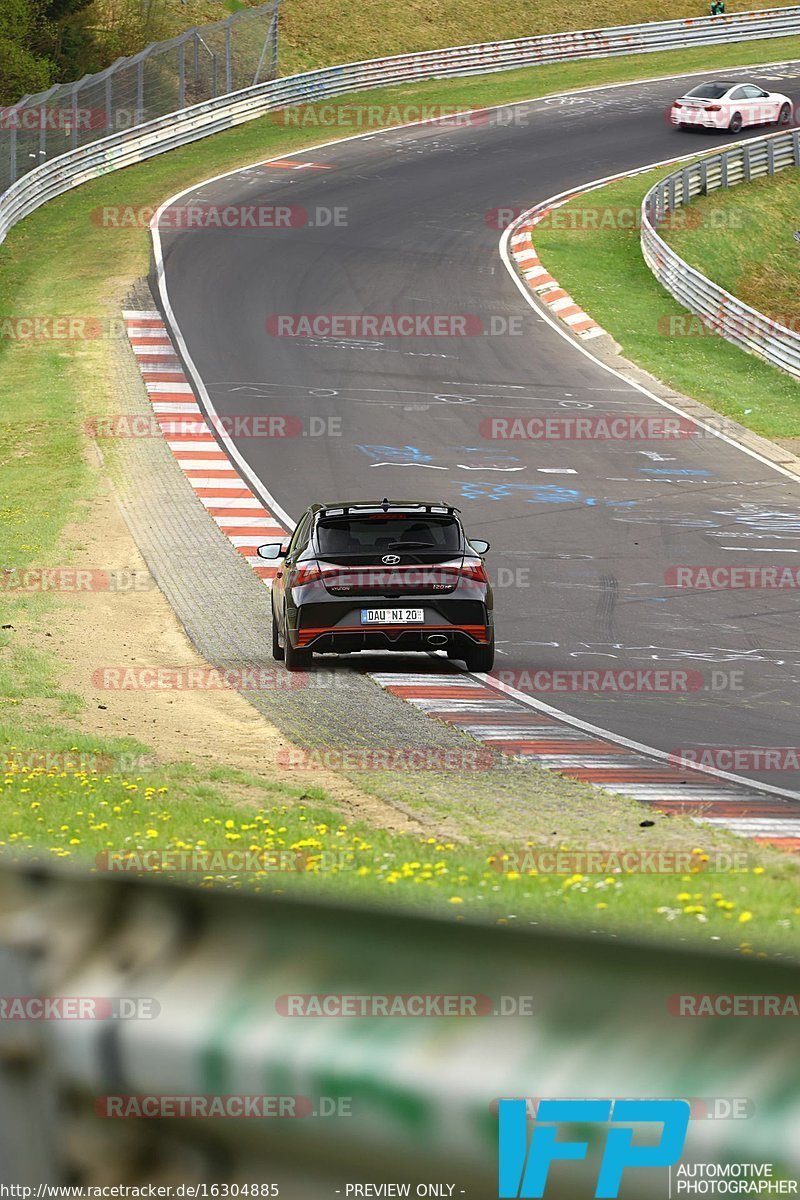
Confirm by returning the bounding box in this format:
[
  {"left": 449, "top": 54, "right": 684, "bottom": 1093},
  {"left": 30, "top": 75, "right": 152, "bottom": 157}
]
[{"left": 671, "top": 80, "right": 793, "bottom": 132}]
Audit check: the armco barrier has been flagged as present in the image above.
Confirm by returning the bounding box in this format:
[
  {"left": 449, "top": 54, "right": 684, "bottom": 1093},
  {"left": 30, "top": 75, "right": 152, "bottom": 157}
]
[
  {"left": 3, "top": 8, "right": 800, "bottom": 245},
  {"left": 641, "top": 129, "right": 800, "bottom": 379},
  {"left": 0, "top": 859, "right": 799, "bottom": 1190}
]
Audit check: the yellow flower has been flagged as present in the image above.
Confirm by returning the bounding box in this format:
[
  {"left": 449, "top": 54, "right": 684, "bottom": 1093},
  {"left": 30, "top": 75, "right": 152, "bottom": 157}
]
[
  {"left": 145, "top": 829, "right": 159, "bottom": 839},
  {"left": 738, "top": 911, "right": 753, "bottom": 924},
  {"left": 448, "top": 896, "right": 464, "bottom": 905}
]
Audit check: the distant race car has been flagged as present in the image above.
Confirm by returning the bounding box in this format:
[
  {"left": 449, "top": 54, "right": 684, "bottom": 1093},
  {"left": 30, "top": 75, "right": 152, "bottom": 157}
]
[
  {"left": 671, "top": 80, "right": 793, "bottom": 132},
  {"left": 259, "top": 499, "right": 494, "bottom": 672}
]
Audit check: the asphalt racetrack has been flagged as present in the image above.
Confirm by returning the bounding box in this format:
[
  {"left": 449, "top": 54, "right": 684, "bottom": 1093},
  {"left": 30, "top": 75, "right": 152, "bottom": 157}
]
[{"left": 155, "top": 62, "right": 800, "bottom": 791}]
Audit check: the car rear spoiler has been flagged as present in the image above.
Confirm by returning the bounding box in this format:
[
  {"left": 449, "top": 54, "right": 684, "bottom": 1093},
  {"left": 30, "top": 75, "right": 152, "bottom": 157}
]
[{"left": 318, "top": 499, "right": 461, "bottom": 518}]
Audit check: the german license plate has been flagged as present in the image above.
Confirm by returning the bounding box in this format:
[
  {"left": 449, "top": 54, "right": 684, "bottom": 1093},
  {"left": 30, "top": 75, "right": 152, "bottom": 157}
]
[{"left": 360, "top": 608, "right": 424, "bottom": 624}]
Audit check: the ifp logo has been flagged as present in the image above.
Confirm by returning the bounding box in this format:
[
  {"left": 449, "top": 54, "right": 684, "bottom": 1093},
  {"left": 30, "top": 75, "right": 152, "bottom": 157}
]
[{"left": 498, "top": 1098, "right": 690, "bottom": 1198}]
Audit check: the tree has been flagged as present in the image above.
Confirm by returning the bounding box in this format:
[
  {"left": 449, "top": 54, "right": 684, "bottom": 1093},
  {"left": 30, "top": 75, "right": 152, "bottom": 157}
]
[
  {"left": 31, "top": 0, "right": 98, "bottom": 80},
  {"left": 0, "top": 0, "right": 54, "bottom": 104}
]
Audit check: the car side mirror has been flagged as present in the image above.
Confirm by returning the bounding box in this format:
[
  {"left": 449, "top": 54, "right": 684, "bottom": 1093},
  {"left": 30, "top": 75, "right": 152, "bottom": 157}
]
[
  {"left": 257, "top": 542, "right": 288, "bottom": 560},
  {"left": 469, "top": 539, "right": 490, "bottom": 554}
]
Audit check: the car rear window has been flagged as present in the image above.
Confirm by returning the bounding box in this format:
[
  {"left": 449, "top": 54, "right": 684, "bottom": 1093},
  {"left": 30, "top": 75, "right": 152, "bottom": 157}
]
[
  {"left": 685, "top": 83, "right": 731, "bottom": 99},
  {"left": 316, "top": 516, "right": 462, "bottom": 555}
]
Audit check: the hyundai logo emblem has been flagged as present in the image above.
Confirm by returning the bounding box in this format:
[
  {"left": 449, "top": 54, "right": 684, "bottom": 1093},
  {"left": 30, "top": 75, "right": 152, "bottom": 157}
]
[{"left": 382, "top": 554, "right": 401, "bottom": 565}]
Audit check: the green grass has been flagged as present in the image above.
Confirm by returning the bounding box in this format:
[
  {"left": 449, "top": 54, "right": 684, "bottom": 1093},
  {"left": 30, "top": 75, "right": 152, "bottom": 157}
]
[
  {"left": 3, "top": 744, "right": 798, "bottom": 953},
  {"left": 531, "top": 163, "right": 800, "bottom": 439},
  {"left": 85, "top": 0, "right": 800, "bottom": 78},
  {"left": 3, "top": 41, "right": 800, "bottom": 945},
  {"left": 277, "top": 3, "right": 800, "bottom": 76},
  {"left": 663, "top": 167, "right": 800, "bottom": 330}
]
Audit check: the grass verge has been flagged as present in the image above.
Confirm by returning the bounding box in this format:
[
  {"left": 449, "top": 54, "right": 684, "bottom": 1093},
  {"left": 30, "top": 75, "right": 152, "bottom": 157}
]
[
  {"left": 531, "top": 160, "right": 800, "bottom": 439},
  {"left": 662, "top": 166, "right": 800, "bottom": 329},
  {"left": 3, "top": 746, "right": 798, "bottom": 954},
  {"left": 86, "top": 0, "right": 800, "bottom": 77}
]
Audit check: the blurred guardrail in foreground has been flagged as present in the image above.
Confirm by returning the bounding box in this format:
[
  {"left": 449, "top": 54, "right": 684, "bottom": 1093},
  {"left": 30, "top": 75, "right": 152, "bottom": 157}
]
[
  {"left": 641, "top": 129, "right": 800, "bottom": 379},
  {"left": 0, "top": 859, "right": 798, "bottom": 1194},
  {"left": 3, "top": 8, "right": 800, "bottom": 245}
]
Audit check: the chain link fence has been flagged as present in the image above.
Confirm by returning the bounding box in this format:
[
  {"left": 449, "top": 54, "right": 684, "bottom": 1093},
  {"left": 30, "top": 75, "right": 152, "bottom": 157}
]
[{"left": 0, "top": 1, "right": 279, "bottom": 195}]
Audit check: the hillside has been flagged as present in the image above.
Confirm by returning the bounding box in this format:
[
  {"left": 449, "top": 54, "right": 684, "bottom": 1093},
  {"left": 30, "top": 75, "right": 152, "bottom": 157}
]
[{"left": 91, "top": 0, "right": 800, "bottom": 76}]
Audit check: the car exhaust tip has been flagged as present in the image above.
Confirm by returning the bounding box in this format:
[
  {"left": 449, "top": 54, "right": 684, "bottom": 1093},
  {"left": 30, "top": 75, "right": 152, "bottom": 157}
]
[{"left": 427, "top": 634, "right": 449, "bottom": 646}]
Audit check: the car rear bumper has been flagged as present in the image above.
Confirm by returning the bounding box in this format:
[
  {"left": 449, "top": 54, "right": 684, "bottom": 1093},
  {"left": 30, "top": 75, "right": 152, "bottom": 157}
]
[
  {"left": 293, "top": 623, "right": 492, "bottom": 653},
  {"left": 671, "top": 110, "right": 726, "bottom": 128}
]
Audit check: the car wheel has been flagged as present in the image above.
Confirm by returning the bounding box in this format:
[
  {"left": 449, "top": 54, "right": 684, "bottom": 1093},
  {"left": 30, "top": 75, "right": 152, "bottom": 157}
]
[
  {"left": 778, "top": 103, "right": 791, "bottom": 126},
  {"left": 284, "top": 612, "right": 312, "bottom": 672},
  {"left": 271, "top": 597, "right": 284, "bottom": 661},
  {"left": 462, "top": 635, "right": 495, "bottom": 674},
  {"left": 728, "top": 112, "right": 743, "bottom": 133}
]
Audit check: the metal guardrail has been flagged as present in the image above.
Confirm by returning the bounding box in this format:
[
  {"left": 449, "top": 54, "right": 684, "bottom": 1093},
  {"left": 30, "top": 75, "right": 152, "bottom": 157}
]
[
  {"left": 0, "top": 2, "right": 279, "bottom": 195},
  {"left": 641, "top": 129, "right": 800, "bottom": 379},
  {"left": 0, "top": 859, "right": 799, "bottom": 1189},
  {"left": 3, "top": 8, "right": 800, "bottom": 246}
]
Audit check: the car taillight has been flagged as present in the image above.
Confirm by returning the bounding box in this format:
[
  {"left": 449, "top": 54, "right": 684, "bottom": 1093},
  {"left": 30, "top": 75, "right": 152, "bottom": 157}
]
[
  {"left": 293, "top": 562, "right": 321, "bottom": 585},
  {"left": 705, "top": 105, "right": 722, "bottom": 112},
  {"left": 672, "top": 101, "right": 683, "bottom": 108},
  {"left": 458, "top": 560, "right": 489, "bottom": 583}
]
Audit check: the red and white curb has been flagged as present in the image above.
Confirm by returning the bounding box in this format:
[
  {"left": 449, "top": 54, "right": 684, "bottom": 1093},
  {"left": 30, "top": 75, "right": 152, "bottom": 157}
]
[
  {"left": 370, "top": 672, "right": 800, "bottom": 851},
  {"left": 123, "top": 309, "right": 799, "bottom": 852},
  {"left": 509, "top": 199, "right": 605, "bottom": 342},
  {"left": 123, "top": 311, "right": 288, "bottom": 583}
]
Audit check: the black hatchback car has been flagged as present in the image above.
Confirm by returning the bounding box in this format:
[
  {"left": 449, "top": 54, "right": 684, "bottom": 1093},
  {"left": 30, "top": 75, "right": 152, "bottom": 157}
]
[{"left": 259, "top": 500, "right": 494, "bottom": 672}]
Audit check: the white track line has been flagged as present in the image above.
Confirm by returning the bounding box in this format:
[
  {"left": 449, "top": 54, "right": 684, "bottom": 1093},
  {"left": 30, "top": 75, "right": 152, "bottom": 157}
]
[{"left": 150, "top": 58, "right": 800, "bottom": 805}]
